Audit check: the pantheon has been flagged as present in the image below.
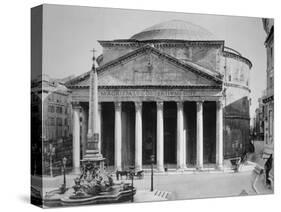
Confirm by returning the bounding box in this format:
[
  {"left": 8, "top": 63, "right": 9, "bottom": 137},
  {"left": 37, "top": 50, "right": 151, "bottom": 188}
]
[{"left": 66, "top": 20, "right": 252, "bottom": 172}]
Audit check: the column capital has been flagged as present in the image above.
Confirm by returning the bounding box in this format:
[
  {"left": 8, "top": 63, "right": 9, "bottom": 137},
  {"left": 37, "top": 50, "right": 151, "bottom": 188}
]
[
  {"left": 134, "top": 101, "right": 142, "bottom": 110},
  {"left": 216, "top": 100, "right": 224, "bottom": 108},
  {"left": 196, "top": 100, "right": 204, "bottom": 104},
  {"left": 176, "top": 101, "right": 183, "bottom": 108},
  {"left": 114, "top": 102, "right": 122, "bottom": 110},
  {"left": 156, "top": 101, "right": 164, "bottom": 109},
  {"left": 196, "top": 101, "right": 203, "bottom": 111},
  {"left": 98, "top": 102, "right": 102, "bottom": 111}
]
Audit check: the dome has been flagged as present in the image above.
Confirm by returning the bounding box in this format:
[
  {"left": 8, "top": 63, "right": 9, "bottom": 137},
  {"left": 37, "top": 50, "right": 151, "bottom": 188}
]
[{"left": 130, "top": 20, "right": 217, "bottom": 41}]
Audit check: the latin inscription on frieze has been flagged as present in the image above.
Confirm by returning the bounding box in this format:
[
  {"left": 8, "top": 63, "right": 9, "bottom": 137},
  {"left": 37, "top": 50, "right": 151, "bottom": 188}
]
[
  {"left": 99, "top": 89, "right": 197, "bottom": 97},
  {"left": 71, "top": 88, "right": 221, "bottom": 102}
]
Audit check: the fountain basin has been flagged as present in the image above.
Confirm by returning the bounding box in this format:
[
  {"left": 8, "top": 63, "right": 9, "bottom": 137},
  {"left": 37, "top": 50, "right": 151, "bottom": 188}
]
[{"left": 44, "top": 185, "right": 136, "bottom": 207}]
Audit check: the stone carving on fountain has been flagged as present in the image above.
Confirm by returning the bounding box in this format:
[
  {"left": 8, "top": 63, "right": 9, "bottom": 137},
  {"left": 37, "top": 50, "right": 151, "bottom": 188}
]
[{"left": 71, "top": 161, "right": 114, "bottom": 198}]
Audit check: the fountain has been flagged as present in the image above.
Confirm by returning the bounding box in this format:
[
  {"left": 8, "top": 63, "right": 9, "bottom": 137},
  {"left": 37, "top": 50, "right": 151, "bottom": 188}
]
[{"left": 44, "top": 49, "right": 136, "bottom": 208}]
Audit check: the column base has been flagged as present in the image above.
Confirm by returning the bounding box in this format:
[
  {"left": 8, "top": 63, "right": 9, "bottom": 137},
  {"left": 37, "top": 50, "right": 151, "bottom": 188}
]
[
  {"left": 157, "top": 166, "right": 164, "bottom": 172},
  {"left": 115, "top": 166, "right": 122, "bottom": 171},
  {"left": 216, "top": 164, "right": 224, "bottom": 171},
  {"left": 135, "top": 165, "right": 142, "bottom": 171},
  {"left": 176, "top": 164, "right": 187, "bottom": 172},
  {"left": 196, "top": 165, "right": 203, "bottom": 171},
  {"left": 72, "top": 167, "right": 81, "bottom": 175},
  {"left": 176, "top": 168, "right": 185, "bottom": 172}
]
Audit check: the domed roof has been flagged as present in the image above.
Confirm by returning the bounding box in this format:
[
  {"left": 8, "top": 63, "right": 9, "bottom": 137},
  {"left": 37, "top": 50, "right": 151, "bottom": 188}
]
[{"left": 130, "top": 20, "right": 217, "bottom": 41}]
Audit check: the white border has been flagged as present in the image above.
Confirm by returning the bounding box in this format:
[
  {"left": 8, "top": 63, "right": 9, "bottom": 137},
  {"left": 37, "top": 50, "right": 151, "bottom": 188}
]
[{"left": 0, "top": 1, "right": 279, "bottom": 212}]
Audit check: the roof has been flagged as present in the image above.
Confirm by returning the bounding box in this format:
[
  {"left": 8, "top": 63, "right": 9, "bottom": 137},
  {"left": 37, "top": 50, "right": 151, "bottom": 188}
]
[
  {"left": 130, "top": 20, "right": 217, "bottom": 41},
  {"left": 66, "top": 44, "right": 223, "bottom": 87}
]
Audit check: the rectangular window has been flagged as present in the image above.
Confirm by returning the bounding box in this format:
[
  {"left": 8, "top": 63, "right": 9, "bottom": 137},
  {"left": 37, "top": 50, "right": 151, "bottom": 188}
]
[
  {"left": 56, "top": 106, "right": 62, "bottom": 114},
  {"left": 50, "top": 117, "right": 55, "bottom": 126},
  {"left": 57, "top": 117, "right": 62, "bottom": 126},
  {"left": 48, "top": 105, "right": 55, "bottom": 113}
]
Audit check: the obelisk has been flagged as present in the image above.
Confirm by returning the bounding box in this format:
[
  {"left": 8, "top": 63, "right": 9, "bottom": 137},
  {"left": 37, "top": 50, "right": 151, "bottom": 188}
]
[{"left": 83, "top": 49, "right": 104, "bottom": 163}]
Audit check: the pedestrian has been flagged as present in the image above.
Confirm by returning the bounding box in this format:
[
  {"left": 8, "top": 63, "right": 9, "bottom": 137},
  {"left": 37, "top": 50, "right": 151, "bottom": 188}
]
[
  {"left": 116, "top": 170, "right": 119, "bottom": 181},
  {"left": 264, "top": 154, "right": 273, "bottom": 186},
  {"left": 249, "top": 140, "right": 255, "bottom": 153},
  {"left": 240, "top": 150, "right": 247, "bottom": 164}
]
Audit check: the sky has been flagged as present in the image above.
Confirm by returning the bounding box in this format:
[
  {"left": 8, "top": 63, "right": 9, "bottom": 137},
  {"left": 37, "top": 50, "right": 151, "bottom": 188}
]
[{"left": 42, "top": 4, "right": 268, "bottom": 118}]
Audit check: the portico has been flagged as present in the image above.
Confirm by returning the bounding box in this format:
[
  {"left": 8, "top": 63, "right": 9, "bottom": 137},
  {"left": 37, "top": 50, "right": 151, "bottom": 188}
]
[
  {"left": 71, "top": 95, "right": 224, "bottom": 171},
  {"left": 67, "top": 28, "right": 226, "bottom": 172}
]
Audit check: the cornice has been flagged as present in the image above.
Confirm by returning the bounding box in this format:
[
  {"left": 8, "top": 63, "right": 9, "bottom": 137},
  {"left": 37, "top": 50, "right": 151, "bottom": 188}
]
[
  {"left": 65, "top": 70, "right": 91, "bottom": 88},
  {"left": 97, "top": 45, "right": 223, "bottom": 84},
  {"left": 98, "top": 39, "right": 225, "bottom": 48},
  {"left": 66, "top": 45, "right": 223, "bottom": 87},
  {"left": 69, "top": 84, "right": 222, "bottom": 90},
  {"left": 67, "top": 44, "right": 225, "bottom": 88},
  {"left": 222, "top": 51, "right": 252, "bottom": 68},
  {"left": 224, "top": 82, "right": 251, "bottom": 92},
  {"left": 224, "top": 115, "right": 250, "bottom": 120}
]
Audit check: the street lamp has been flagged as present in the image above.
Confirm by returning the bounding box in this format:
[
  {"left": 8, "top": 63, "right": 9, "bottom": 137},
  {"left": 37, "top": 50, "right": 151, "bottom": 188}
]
[
  {"left": 62, "top": 157, "right": 67, "bottom": 186},
  {"left": 58, "top": 157, "right": 68, "bottom": 194},
  {"left": 150, "top": 155, "right": 155, "bottom": 192},
  {"left": 47, "top": 143, "right": 56, "bottom": 177}
]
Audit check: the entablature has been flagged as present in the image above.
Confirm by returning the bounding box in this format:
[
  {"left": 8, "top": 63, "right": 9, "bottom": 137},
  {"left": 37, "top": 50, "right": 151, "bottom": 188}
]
[{"left": 71, "top": 86, "right": 223, "bottom": 103}]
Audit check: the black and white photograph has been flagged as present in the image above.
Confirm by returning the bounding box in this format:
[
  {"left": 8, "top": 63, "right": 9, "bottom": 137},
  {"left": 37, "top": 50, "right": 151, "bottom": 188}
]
[{"left": 30, "top": 3, "right": 274, "bottom": 209}]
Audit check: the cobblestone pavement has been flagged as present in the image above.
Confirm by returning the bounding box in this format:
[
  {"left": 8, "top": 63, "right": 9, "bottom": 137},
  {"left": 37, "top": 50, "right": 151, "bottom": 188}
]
[
  {"left": 250, "top": 140, "right": 274, "bottom": 194},
  {"left": 34, "top": 170, "right": 262, "bottom": 201},
  {"left": 129, "top": 171, "right": 257, "bottom": 200},
  {"left": 32, "top": 141, "right": 273, "bottom": 202}
]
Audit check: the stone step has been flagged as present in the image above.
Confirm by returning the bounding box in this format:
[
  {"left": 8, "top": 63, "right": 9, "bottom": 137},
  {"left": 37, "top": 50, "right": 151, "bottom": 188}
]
[
  {"left": 154, "top": 190, "right": 171, "bottom": 199},
  {"left": 238, "top": 162, "right": 256, "bottom": 172}
]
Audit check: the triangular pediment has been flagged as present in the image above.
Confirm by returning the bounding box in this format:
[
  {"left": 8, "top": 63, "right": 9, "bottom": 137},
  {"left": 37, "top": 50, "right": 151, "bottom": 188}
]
[{"left": 67, "top": 45, "right": 222, "bottom": 88}]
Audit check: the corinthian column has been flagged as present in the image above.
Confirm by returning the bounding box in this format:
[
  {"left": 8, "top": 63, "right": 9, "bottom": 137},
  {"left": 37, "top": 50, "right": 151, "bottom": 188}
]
[
  {"left": 81, "top": 106, "right": 88, "bottom": 157},
  {"left": 135, "top": 102, "right": 142, "bottom": 170},
  {"left": 177, "top": 101, "right": 185, "bottom": 170},
  {"left": 196, "top": 101, "right": 203, "bottom": 170},
  {"left": 114, "top": 102, "right": 122, "bottom": 171},
  {"left": 156, "top": 102, "right": 164, "bottom": 172},
  {"left": 216, "top": 101, "right": 224, "bottom": 170},
  {"left": 98, "top": 103, "right": 102, "bottom": 153},
  {"left": 72, "top": 102, "right": 81, "bottom": 173}
]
